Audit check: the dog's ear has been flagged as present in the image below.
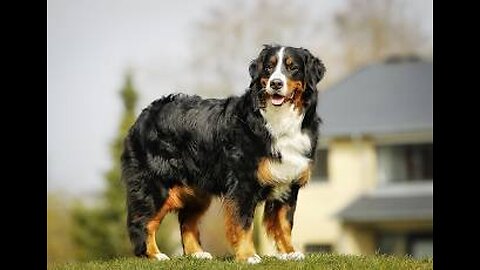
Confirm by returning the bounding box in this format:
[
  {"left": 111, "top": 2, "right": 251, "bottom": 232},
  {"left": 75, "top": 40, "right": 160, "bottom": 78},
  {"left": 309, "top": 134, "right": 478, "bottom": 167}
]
[
  {"left": 249, "top": 45, "right": 272, "bottom": 87},
  {"left": 303, "top": 49, "right": 326, "bottom": 92},
  {"left": 249, "top": 60, "right": 258, "bottom": 80}
]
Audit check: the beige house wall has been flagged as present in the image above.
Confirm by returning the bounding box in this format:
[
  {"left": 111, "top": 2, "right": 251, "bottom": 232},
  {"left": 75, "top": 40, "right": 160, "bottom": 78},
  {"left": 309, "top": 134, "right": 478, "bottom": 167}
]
[
  {"left": 336, "top": 220, "right": 433, "bottom": 256},
  {"left": 285, "top": 137, "right": 379, "bottom": 254},
  {"left": 337, "top": 224, "right": 376, "bottom": 255}
]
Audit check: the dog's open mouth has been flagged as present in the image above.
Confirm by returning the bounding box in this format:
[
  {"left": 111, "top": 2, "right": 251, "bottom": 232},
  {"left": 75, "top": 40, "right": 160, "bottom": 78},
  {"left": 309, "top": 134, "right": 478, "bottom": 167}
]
[{"left": 271, "top": 94, "right": 285, "bottom": 106}]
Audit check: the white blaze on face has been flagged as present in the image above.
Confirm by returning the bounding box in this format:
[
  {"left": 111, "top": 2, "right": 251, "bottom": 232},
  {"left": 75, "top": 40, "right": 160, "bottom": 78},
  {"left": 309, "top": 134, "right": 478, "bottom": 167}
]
[{"left": 266, "top": 47, "right": 287, "bottom": 97}]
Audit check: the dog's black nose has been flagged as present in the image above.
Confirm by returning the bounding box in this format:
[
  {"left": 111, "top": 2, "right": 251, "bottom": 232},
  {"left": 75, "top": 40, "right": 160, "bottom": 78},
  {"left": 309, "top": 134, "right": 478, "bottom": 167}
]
[{"left": 270, "top": 79, "right": 283, "bottom": 90}]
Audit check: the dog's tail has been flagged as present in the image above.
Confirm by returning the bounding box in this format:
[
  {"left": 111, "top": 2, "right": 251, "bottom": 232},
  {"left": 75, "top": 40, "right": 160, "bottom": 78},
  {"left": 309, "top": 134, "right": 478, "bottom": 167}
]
[
  {"left": 126, "top": 204, "right": 148, "bottom": 257},
  {"left": 122, "top": 132, "right": 173, "bottom": 257},
  {"left": 124, "top": 174, "right": 170, "bottom": 257}
]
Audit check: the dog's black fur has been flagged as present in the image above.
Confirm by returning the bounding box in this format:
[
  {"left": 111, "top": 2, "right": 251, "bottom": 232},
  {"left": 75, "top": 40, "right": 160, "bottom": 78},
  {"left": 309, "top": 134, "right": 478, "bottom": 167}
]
[{"left": 121, "top": 45, "right": 325, "bottom": 258}]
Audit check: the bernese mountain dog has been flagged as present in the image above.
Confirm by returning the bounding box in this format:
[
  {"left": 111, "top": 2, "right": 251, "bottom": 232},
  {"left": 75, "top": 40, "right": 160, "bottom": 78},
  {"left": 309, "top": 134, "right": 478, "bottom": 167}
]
[{"left": 121, "top": 44, "right": 325, "bottom": 264}]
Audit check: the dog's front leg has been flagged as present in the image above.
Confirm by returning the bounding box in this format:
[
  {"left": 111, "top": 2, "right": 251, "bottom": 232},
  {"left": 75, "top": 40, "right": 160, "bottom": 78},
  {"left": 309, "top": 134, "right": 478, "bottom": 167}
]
[
  {"left": 263, "top": 184, "right": 305, "bottom": 260},
  {"left": 223, "top": 197, "right": 261, "bottom": 264}
]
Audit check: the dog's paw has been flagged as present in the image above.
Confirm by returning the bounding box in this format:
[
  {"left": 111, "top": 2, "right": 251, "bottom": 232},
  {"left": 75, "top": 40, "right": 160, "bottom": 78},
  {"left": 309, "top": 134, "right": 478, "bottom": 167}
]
[
  {"left": 152, "top": 253, "right": 170, "bottom": 261},
  {"left": 191, "top": 251, "right": 213, "bottom": 259},
  {"left": 246, "top": 254, "right": 262, "bottom": 264},
  {"left": 287, "top": 251, "right": 305, "bottom": 260},
  {"left": 275, "top": 253, "right": 289, "bottom": 260},
  {"left": 276, "top": 251, "right": 305, "bottom": 261}
]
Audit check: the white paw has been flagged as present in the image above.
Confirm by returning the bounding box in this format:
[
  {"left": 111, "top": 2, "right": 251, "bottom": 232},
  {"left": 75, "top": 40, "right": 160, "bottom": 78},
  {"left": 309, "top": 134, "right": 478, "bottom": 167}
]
[
  {"left": 275, "top": 253, "right": 289, "bottom": 260},
  {"left": 247, "top": 254, "right": 262, "bottom": 264},
  {"left": 276, "top": 251, "right": 305, "bottom": 261},
  {"left": 288, "top": 251, "right": 305, "bottom": 260},
  {"left": 153, "top": 253, "right": 170, "bottom": 261},
  {"left": 191, "top": 251, "right": 213, "bottom": 259}
]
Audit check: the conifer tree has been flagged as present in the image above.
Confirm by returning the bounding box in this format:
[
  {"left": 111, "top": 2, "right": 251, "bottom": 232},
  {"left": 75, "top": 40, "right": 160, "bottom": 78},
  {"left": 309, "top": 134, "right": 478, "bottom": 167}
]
[{"left": 71, "top": 72, "right": 139, "bottom": 260}]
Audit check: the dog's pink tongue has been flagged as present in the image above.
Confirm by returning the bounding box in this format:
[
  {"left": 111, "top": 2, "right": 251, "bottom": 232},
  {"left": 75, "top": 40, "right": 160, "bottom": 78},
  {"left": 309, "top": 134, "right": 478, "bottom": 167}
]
[{"left": 271, "top": 94, "right": 285, "bottom": 106}]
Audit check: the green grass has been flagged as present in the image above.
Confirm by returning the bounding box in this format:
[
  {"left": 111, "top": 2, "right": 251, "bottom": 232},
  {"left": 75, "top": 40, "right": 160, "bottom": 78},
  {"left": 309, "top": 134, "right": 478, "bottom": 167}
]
[{"left": 49, "top": 253, "right": 433, "bottom": 270}]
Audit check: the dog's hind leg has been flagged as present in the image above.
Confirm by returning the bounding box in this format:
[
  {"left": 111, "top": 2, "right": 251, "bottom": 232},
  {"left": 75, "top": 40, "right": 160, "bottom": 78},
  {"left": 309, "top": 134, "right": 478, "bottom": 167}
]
[
  {"left": 125, "top": 175, "right": 171, "bottom": 260},
  {"left": 178, "top": 192, "right": 212, "bottom": 259},
  {"left": 144, "top": 204, "right": 171, "bottom": 260},
  {"left": 129, "top": 184, "right": 209, "bottom": 260}
]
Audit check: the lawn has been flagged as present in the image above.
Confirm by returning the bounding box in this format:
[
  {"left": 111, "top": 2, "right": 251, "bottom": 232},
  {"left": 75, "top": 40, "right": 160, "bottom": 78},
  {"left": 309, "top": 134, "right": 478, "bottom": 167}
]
[{"left": 49, "top": 253, "right": 433, "bottom": 270}]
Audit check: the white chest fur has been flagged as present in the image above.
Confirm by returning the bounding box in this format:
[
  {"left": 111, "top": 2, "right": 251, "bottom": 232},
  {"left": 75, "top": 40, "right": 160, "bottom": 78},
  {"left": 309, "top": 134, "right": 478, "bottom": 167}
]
[{"left": 260, "top": 103, "right": 311, "bottom": 200}]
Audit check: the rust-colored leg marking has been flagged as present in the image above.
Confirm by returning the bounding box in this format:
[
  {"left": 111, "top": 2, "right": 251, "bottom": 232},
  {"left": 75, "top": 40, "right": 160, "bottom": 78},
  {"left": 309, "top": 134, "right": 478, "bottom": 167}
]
[
  {"left": 223, "top": 200, "right": 256, "bottom": 261},
  {"left": 264, "top": 203, "right": 294, "bottom": 253},
  {"left": 258, "top": 159, "right": 311, "bottom": 187},
  {"left": 297, "top": 166, "right": 311, "bottom": 187},
  {"left": 179, "top": 196, "right": 211, "bottom": 255},
  {"left": 257, "top": 157, "right": 273, "bottom": 186},
  {"left": 145, "top": 185, "right": 194, "bottom": 258},
  {"left": 145, "top": 207, "right": 169, "bottom": 258}
]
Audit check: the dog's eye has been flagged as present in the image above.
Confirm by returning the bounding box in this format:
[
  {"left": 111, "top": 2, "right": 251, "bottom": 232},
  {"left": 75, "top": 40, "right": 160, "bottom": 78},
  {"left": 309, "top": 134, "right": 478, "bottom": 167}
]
[
  {"left": 288, "top": 65, "right": 299, "bottom": 72},
  {"left": 265, "top": 65, "right": 273, "bottom": 72}
]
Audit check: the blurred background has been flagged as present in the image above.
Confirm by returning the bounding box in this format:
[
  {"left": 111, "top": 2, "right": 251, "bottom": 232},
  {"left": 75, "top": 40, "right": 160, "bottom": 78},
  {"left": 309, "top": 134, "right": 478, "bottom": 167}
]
[{"left": 47, "top": 0, "right": 433, "bottom": 265}]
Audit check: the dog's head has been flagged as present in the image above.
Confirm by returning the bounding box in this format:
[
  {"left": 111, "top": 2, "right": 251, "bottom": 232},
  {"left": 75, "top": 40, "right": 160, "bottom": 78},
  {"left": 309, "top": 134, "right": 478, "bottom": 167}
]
[{"left": 249, "top": 45, "right": 325, "bottom": 111}]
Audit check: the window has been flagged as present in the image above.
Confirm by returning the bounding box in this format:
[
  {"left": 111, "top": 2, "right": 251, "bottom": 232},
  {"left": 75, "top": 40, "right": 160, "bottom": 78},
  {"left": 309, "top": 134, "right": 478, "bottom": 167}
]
[
  {"left": 311, "top": 149, "right": 328, "bottom": 181},
  {"left": 407, "top": 233, "right": 433, "bottom": 259},
  {"left": 304, "top": 243, "right": 332, "bottom": 254},
  {"left": 377, "top": 143, "right": 432, "bottom": 183},
  {"left": 377, "top": 233, "right": 406, "bottom": 256},
  {"left": 377, "top": 232, "right": 433, "bottom": 258}
]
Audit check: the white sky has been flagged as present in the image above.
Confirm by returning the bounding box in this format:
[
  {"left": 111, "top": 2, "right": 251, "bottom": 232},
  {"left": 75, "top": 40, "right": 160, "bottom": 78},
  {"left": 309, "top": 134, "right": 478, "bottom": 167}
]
[
  {"left": 47, "top": 0, "right": 225, "bottom": 197},
  {"left": 47, "top": 0, "right": 432, "bottom": 198}
]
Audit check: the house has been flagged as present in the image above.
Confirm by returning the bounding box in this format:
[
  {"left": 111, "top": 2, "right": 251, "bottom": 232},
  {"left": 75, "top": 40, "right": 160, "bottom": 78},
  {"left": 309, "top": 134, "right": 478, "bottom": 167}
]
[{"left": 284, "top": 57, "right": 433, "bottom": 258}]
